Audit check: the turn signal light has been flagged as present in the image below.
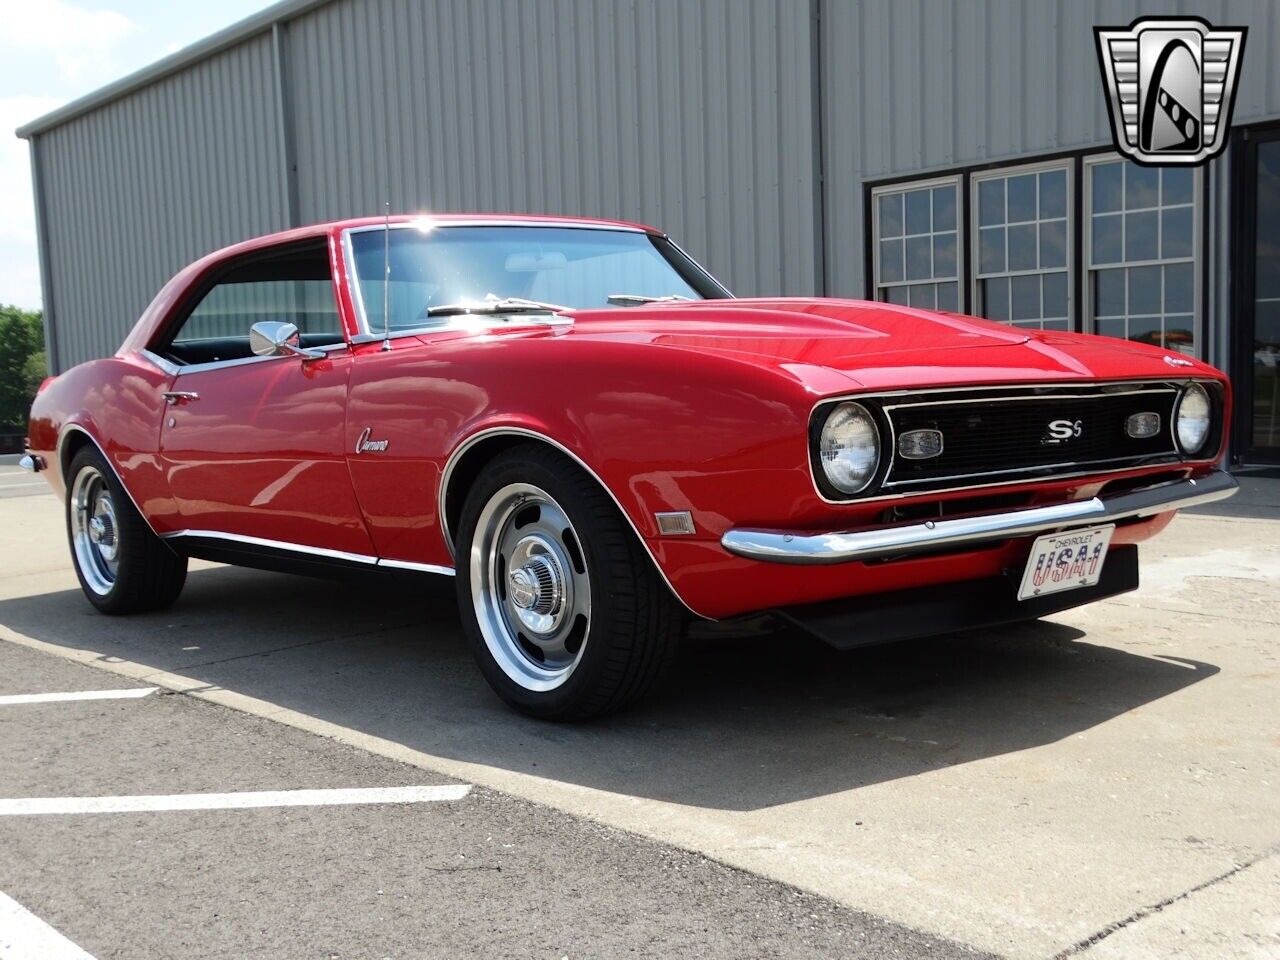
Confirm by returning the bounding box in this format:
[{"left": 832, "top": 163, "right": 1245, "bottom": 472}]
[
  {"left": 1125, "top": 412, "right": 1161, "bottom": 439},
  {"left": 898, "top": 428, "right": 944, "bottom": 460}
]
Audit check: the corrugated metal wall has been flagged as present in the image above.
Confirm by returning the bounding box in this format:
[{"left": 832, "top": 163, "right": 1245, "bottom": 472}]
[
  {"left": 822, "top": 0, "right": 1280, "bottom": 299},
  {"left": 35, "top": 35, "right": 287, "bottom": 369},
  {"left": 26, "top": 0, "right": 1280, "bottom": 371}
]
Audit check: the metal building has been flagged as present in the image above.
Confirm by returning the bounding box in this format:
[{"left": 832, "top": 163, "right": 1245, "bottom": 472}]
[{"left": 16, "top": 0, "right": 1280, "bottom": 462}]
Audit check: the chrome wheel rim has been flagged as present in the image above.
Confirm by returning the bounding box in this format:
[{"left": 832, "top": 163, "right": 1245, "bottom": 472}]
[
  {"left": 71, "top": 466, "right": 119, "bottom": 596},
  {"left": 470, "top": 483, "right": 591, "bottom": 691}
]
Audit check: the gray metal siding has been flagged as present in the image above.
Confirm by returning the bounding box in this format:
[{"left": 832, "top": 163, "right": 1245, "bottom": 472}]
[
  {"left": 35, "top": 35, "right": 286, "bottom": 370},
  {"left": 284, "top": 0, "right": 818, "bottom": 298},
  {"left": 822, "top": 0, "right": 1280, "bottom": 299}
]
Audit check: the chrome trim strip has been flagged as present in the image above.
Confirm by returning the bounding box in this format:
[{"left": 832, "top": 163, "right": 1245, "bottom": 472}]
[
  {"left": 884, "top": 452, "right": 1180, "bottom": 489},
  {"left": 377, "top": 557, "right": 456, "bottom": 576},
  {"left": 879, "top": 387, "right": 1178, "bottom": 411},
  {"left": 722, "top": 470, "right": 1238, "bottom": 565},
  {"left": 808, "top": 378, "right": 1220, "bottom": 505},
  {"left": 171, "top": 341, "right": 347, "bottom": 377},
  {"left": 138, "top": 349, "right": 180, "bottom": 376},
  {"left": 56, "top": 425, "right": 159, "bottom": 537},
  {"left": 437, "top": 425, "right": 706, "bottom": 619},
  {"left": 160, "top": 529, "right": 379, "bottom": 564}
]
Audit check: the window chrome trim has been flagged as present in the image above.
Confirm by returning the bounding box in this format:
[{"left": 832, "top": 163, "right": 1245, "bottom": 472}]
[
  {"left": 807, "top": 378, "right": 1221, "bottom": 505},
  {"left": 170, "top": 341, "right": 348, "bottom": 377},
  {"left": 159, "top": 529, "right": 456, "bottom": 575},
  {"left": 437, "top": 425, "right": 706, "bottom": 620},
  {"left": 138, "top": 349, "right": 180, "bottom": 376}
]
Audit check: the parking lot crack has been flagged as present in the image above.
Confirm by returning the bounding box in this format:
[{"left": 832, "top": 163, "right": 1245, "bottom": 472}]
[{"left": 1051, "top": 847, "right": 1280, "bottom": 958}]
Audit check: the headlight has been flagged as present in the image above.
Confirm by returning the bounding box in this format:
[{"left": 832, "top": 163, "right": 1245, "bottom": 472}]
[
  {"left": 1174, "top": 382, "right": 1212, "bottom": 455},
  {"left": 818, "top": 402, "right": 880, "bottom": 494}
]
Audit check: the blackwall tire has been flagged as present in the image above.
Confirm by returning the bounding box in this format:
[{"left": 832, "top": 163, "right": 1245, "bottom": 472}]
[
  {"left": 65, "top": 445, "right": 187, "bottom": 614},
  {"left": 455, "top": 443, "right": 683, "bottom": 720}
]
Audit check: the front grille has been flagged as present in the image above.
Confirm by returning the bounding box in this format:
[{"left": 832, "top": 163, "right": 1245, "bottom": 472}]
[{"left": 881, "top": 382, "right": 1181, "bottom": 493}]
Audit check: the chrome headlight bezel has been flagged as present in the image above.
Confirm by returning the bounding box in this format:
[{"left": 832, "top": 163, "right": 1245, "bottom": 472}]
[
  {"left": 810, "top": 400, "right": 883, "bottom": 498},
  {"left": 1173, "top": 381, "right": 1214, "bottom": 457}
]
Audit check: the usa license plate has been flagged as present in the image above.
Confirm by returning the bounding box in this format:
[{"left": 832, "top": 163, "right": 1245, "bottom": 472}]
[{"left": 1017, "top": 525, "right": 1115, "bottom": 601}]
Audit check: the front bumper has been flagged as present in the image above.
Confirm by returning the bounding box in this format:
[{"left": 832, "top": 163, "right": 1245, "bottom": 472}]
[{"left": 721, "top": 469, "right": 1238, "bottom": 565}]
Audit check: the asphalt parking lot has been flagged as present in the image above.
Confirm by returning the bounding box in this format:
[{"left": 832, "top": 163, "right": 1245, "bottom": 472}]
[{"left": 1, "top": 464, "right": 1277, "bottom": 959}]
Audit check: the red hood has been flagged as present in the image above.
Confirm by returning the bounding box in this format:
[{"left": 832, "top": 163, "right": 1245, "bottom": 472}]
[{"left": 562, "top": 298, "right": 1222, "bottom": 391}]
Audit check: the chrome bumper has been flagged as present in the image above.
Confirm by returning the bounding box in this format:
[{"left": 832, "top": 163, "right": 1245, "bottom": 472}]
[{"left": 720, "top": 470, "right": 1238, "bottom": 565}]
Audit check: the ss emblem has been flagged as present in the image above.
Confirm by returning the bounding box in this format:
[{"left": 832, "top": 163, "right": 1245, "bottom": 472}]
[{"left": 1046, "top": 418, "right": 1083, "bottom": 442}]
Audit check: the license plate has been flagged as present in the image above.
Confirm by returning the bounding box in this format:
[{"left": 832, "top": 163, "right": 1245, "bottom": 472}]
[{"left": 1017, "top": 525, "right": 1115, "bottom": 601}]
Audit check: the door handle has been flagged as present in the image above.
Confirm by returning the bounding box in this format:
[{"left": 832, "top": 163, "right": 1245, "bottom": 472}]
[{"left": 163, "top": 391, "right": 200, "bottom": 405}]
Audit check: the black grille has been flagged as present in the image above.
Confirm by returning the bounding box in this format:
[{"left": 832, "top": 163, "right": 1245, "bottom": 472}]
[{"left": 882, "top": 384, "right": 1181, "bottom": 492}]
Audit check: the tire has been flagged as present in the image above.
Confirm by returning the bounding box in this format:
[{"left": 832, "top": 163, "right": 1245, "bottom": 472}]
[
  {"left": 455, "top": 443, "right": 683, "bottom": 720},
  {"left": 65, "top": 445, "right": 187, "bottom": 614}
]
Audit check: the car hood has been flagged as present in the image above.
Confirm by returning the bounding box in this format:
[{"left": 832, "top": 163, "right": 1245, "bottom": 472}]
[{"left": 562, "top": 298, "right": 1219, "bottom": 391}]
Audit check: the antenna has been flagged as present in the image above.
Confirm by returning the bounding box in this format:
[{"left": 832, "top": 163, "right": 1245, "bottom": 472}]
[{"left": 381, "top": 200, "right": 392, "bottom": 351}]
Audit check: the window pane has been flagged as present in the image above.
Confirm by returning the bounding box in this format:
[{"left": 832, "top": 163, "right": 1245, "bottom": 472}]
[
  {"left": 1161, "top": 206, "right": 1193, "bottom": 259},
  {"left": 933, "top": 233, "right": 957, "bottom": 277},
  {"left": 905, "top": 235, "right": 932, "bottom": 280},
  {"left": 1007, "top": 174, "right": 1037, "bottom": 223},
  {"left": 1098, "top": 317, "right": 1126, "bottom": 338},
  {"left": 979, "top": 227, "right": 1006, "bottom": 273},
  {"left": 1165, "top": 316, "right": 1195, "bottom": 352},
  {"left": 1039, "top": 220, "right": 1066, "bottom": 269},
  {"left": 879, "top": 238, "right": 904, "bottom": 282},
  {"left": 1125, "top": 211, "right": 1159, "bottom": 261},
  {"left": 983, "top": 276, "right": 1010, "bottom": 321},
  {"left": 1162, "top": 167, "right": 1193, "bottom": 206},
  {"left": 1092, "top": 213, "right": 1122, "bottom": 264},
  {"left": 1165, "top": 262, "right": 1194, "bottom": 313},
  {"left": 979, "top": 179, "right": 1005, "bottom": 224},
  {"left": 937, "top": 282, "right": 958, "bottom": 312},
  {"left": 1095, "top": 268, "right": 1125, "bottom": 316},
  {"left": 885, "top": 285, "right": 910, "bottom": 306},
  {"left": 1126, "top": 164, "right": 1159, "bottom": 209},
  {"left": 1011, "top": 274, "right": 1040, "bottom": 321},
  {"left": 905, "top": 190, "right": 931, "bottom": 234},
  {"left": 1041, "top": 318, "right": 1069, "bottom": 331},
  {"left": 1039, "top": 170, "right": 1067, "bottom": 219},
  {"left": 909, "top": 283, "right": 936, "bottom": 309},
  {"left": 1092, "top": 162, "right": 1123, "bottom": 213},
  {"left": 932, "top": 187, "right": 956, "bottom": 231},
  {"left": 177, "top": 279, "right": 340, "bottom": 344},
  {"left": 1008, "top": 223, "right": 1038, "bottom": 271},
  {"left": 1128, "top": 315, "right": 1163, "bottom": 346},
  {"left": 1128, "top": 264, "right": 1162, "bottom": 315},
  {"left": 878, "top": 193, "right": 903, "bottom": 238},
  {"left": 1043, "top": 271, "right": 1068, "bottom": 318}
]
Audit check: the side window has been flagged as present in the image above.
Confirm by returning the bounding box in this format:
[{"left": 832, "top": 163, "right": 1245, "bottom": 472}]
[{"left": 165, "top": 243, "right": 342, "bottom": 365}]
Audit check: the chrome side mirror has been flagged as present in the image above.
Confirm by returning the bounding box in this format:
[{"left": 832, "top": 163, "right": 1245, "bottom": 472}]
[{"left": 248, "top": 320, "right": 325, "bottom": 360}]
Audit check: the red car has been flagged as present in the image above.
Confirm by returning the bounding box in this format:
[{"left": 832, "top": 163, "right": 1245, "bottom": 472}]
[{"left": 24, "top": 215, "right": 1236, "bottom": 719}]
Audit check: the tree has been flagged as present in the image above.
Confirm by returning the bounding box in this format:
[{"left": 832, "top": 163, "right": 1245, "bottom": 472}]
[{"left": 0, "top": 306, "right": 46, "bottom": 432}]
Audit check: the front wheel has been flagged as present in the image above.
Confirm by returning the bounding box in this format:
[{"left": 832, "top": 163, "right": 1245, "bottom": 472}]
[
  {"left": 65, "top": 445, "right": 187, "bottom": 614},
  {"left": 455, "top": 444, "right": 683, "bottom": 720}
]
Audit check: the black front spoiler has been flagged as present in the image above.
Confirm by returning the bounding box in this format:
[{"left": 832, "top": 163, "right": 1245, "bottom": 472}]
[{"left": 771, "top": 545, "right": 1139, "bottom": 651}]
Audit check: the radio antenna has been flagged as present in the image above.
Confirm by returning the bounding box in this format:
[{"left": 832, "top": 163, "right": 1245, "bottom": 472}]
[{"left": 381, "top": 200, "right": 392, "bottom": 351}]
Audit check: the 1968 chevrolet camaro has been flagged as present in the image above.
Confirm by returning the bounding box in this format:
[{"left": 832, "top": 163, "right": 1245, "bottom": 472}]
[{"left": 24, "top": 214, "right": 1237, "bottom": 718}]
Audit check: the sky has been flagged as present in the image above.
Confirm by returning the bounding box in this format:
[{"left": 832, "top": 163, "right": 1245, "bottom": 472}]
[{"left": 0, "top": 0, "right": 277, "bottom": 310}]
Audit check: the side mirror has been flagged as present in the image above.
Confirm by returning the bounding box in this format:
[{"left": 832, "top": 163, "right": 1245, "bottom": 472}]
[{"left": 249, "top": 320, "right": 324, "bottom": 360}]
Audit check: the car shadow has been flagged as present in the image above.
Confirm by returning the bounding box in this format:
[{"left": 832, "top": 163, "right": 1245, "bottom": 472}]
[{"left": 0, "top": 565, "right": 1217, "bottom": 812}]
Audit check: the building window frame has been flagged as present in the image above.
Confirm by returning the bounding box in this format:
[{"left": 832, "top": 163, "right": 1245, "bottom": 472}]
[
  {"left": 969, "top": 157, "right": 1075, "bottom": 332},
  {"left": 869, "top": 174, "right": 963, "bottom": 313}
]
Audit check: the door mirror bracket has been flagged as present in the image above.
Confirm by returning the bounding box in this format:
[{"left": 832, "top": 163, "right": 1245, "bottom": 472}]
[{"left": 248, "top": 320, "right": 325, "bottom": 360}]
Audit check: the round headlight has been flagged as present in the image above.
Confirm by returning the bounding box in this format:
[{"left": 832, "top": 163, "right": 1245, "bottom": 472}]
[
  {"left": 818, "top": 402, "right": 880, "bottom": 494},
  {"left": 1174, "top": 382, "right": 1212, "bottom": 455}
]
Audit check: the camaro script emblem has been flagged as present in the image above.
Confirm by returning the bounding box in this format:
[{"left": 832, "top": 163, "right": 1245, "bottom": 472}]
[
  {"left": 355, "top": 426, "right": 389, "bottom": 454},
  {"left": 1095, "top": 16, "right": 1246, "bottom": 166}
]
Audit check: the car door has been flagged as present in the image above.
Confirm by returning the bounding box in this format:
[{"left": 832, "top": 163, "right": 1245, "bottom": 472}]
[{"left": 155, "top": 238, "right": 376, "bottom": 560}]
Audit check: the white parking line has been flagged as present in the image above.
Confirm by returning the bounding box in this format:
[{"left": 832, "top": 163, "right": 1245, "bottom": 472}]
[
  {"left": 0, "top": 784, "right": 471, "bottom": 816},
  {"left": 0, "top": 688, "right": 157, "bottom": 706},
  {"left": 0, "top": 890, "right": 95, "bottom": 959}
]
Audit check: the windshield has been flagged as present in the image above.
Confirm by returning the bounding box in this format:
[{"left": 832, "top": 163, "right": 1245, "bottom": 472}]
[{"left": 348, "top": 225, "right": 726, "bottom": 333}]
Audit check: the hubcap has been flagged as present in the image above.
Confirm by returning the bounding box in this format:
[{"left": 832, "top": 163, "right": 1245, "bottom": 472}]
[
  {"left": 71, "top": 466, "right": 119, "bottom": 596},
  {"left": 470, "top": 483, "right": 591, "bottom": 692}
]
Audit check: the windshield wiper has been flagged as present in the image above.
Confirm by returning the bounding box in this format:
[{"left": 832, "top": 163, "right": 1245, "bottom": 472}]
[
  {"left": 606, "top": 293, "right": 693, "bottom": 306},
  {"left": 425, "top": 295, "right": 570, "bottom": 318}
]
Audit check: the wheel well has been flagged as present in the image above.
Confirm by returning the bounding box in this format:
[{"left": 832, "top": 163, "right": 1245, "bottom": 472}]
[
  {"left": 442, "top": 434, "right": 546, "bottom": 551},
  {"left": 59, "top": 427, "right": 92, "bottom": 477}
]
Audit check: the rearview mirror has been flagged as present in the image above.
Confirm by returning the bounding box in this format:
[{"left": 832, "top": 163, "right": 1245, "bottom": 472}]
[{"left": 249, "top": 320, "right": 324, "bottom": 360}]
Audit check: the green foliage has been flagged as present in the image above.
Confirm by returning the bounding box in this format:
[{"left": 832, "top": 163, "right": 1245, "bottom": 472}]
[{"left": 0, "top": 306, "right": 46, "bottom": 432}]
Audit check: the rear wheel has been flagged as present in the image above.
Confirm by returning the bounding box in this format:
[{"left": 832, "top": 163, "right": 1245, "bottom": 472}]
[
  {"left": 65, "top": 445, "right": 187, "bottom": 614},
  {"left": 455, "top": 444, "right": 683, "bottom": 720}
]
